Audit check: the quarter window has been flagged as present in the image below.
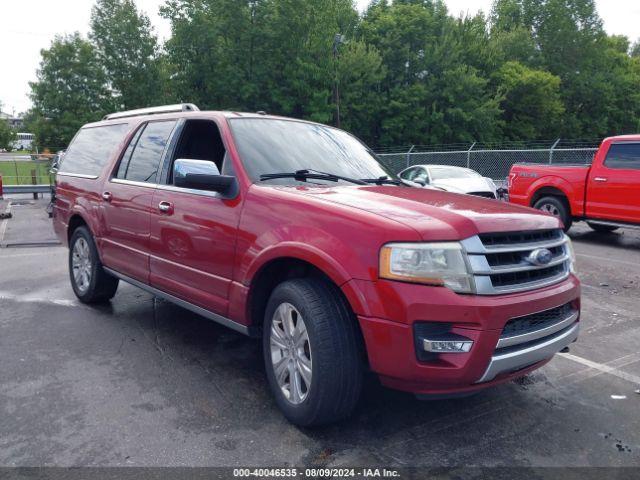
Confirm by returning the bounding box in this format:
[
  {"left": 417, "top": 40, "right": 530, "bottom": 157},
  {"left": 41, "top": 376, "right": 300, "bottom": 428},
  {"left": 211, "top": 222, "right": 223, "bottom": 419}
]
[
  {"left": 117, "top": 121, "right": 176, "bottom": 183},
  {"left": 59, "top": 124, "right": 129, "bottom": 176},
  {"left": 604, "top": 143, "right": 640, "bottom": 170}
]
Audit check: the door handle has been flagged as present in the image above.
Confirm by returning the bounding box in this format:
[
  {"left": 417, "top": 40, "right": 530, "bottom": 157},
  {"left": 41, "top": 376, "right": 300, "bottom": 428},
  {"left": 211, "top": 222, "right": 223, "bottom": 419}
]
[
  {"left": 158, "top": 201, "right": 173, "bottom": 214},
  {"left": 593, "top": 177, "right": 608, "bottom": 182},
  {"left": 102, "top": 191, "right": 112, "bottom": 202}
]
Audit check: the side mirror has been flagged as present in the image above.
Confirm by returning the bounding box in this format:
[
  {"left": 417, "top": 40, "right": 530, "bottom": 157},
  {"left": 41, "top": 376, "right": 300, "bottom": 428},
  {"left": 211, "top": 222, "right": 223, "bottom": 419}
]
[{"left": 173, "top": 159, "right": 237, "bottom": 198}]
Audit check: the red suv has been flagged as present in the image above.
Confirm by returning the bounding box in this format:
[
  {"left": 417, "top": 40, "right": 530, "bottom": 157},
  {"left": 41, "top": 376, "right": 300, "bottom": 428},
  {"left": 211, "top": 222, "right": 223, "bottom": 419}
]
[{"left": 53, "top": 104, "right": 581, "bottom": 426}]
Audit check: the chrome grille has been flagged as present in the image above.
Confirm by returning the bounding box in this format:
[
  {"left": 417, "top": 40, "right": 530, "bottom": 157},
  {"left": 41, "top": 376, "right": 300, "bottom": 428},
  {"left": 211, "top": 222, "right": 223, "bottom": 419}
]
[{"left": 462, "top": 229, "right": 572, "bottom": 295}]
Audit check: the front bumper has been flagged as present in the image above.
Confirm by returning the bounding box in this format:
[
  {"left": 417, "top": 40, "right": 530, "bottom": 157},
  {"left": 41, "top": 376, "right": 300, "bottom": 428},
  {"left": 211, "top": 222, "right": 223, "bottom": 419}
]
[{"left": 350, "top": 274, "right": 580, "bottom": 395}]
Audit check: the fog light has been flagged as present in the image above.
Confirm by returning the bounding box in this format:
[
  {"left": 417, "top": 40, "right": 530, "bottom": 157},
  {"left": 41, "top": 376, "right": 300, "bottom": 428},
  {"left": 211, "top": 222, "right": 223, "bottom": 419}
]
[{"left": 423, "top": 337, "right": 473, "bottom": 353}]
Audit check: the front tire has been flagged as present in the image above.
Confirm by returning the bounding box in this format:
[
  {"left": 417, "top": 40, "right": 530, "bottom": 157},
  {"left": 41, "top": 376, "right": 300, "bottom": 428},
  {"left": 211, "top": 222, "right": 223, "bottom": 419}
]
[
  {"left": 534, "top": 196, "right": 572, "bottom": 232},
  {"left": 587, "top": 222, "right": 619, "bottom": 233},
  {"left": 263, "top": 278, "right": 363, "bottom": 427},
  {"left": 69, "top": 226, "right": 119, "bottom": 303}
]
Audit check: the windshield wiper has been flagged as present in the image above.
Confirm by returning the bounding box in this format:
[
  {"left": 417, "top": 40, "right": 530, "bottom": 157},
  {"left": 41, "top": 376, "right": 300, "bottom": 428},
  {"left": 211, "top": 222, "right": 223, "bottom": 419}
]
[
  {"left": 360, "top": 176, "right": 403, "bottom": 186},
  {"left": 260, "top": 169, "right": 367, "bottom": 185}
]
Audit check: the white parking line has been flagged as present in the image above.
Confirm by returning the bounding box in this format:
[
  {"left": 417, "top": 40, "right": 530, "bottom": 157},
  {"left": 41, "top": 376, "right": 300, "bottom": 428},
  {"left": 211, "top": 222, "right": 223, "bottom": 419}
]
[
  {"left": 559, "top": 352, "right": 640, "bottom": 386},
  {"left": 0, "top": 249, "right": 65, "bottom": 259},
  {"left": 576, "top": 252, "right": 640, "bottom": 267},
  {"left": 0, "top": 291, "right": 78, "bottom": 307}
]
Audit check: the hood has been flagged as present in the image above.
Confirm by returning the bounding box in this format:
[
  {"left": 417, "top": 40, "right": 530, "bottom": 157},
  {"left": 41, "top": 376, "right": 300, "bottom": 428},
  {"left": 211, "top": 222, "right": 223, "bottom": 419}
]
[
  {"left": 430, "top": 177, "right": 496, "bottom": 194},
  {"left": 289, "top": 185, "right": 559, "bottom": 241}
]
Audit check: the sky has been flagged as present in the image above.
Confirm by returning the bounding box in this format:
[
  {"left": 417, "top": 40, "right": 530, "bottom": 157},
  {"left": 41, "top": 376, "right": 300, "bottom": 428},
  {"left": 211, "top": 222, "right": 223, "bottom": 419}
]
[{"left": 1, "top": 0, "right": 639, "bottom": 116}]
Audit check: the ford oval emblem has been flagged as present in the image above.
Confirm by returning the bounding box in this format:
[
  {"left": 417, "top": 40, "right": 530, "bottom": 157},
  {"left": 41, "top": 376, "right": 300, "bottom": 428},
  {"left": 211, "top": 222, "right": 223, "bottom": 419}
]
[{"left": 526, "top": 248, "right": 553, "bottom": 266}]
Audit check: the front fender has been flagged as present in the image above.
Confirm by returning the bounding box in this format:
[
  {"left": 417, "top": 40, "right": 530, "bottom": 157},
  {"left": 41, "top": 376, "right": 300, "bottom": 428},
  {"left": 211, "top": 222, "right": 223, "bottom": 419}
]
[
  {"left": 238, "top": 227, "right": 376, "bottom": 317},
  {"left": 242, "top": 241, "right": 354, "bottom": 288}
]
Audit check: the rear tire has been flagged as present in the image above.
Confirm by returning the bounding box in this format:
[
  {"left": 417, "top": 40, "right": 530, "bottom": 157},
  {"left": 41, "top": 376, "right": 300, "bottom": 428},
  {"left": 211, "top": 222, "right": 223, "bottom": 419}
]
[
  {"left": 534, "top": 196, "right": 572, "bottom": 232},
  {"left": 69, "top": 226, "right": 119, "bottom": 303},
  {"left": 263, "top": 278, "right": 363, "bottom": 427},
  {"left": 587, "top": 222, "right": 619, "bottom": 233}
]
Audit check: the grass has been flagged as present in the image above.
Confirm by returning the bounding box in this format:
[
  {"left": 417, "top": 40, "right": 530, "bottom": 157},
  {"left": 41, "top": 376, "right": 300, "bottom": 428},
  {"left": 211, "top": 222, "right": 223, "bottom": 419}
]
[{"left": 0, "top": 160, "right": 53, "bottom": 186}]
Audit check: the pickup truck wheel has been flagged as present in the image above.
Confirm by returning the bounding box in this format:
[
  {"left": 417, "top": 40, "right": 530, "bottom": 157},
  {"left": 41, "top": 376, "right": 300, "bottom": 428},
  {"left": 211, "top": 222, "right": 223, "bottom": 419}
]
[
  {"left": 587, "top": 222, "right": 619, "bottom": 233},
  {"left": 534, "top": 196, "right": 572, "bottom": 231},
  {"left": 263, "top": 278, "right": 363, "bottom": 426},
  {"left": 69, "top": 226, "right": 119, "bottom": 303}
]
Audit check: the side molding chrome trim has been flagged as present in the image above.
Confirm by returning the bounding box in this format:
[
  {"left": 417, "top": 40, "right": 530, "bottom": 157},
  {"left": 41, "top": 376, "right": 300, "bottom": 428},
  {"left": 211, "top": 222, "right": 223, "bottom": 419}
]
[
  {"left": 104, "top": 267, "right": 256, "bottom": 337},
  {"left": 110, "top": 178, "right": 158, "bottom": 189},
  {"left": 57, "top": 172, "right": 99, "bottom": 180}
]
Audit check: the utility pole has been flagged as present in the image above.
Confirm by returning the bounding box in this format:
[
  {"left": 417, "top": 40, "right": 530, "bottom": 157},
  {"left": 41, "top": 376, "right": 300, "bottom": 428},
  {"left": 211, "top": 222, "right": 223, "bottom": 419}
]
[{"left": 333, "top": 34, "right": 345, "bottom": 128}]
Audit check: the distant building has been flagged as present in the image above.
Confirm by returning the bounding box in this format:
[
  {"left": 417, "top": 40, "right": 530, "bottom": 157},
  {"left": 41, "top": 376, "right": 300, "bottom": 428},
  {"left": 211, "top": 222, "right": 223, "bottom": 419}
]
[{"left": 0, "top": 111, "right": 24, "bottom": 130}]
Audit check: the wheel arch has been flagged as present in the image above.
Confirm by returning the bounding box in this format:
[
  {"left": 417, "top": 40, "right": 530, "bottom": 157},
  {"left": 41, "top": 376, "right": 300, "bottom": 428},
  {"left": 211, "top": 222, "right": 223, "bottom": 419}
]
[
  {"left": 67, "top": 213, "right": 91, "bottom": 241},
  {"left": 245, "top": 256, "right": 369, "bottom": 364},
  {"left": 527, "top": 176, "right": 581, "bottom": 217},
  {"left": 530, "top": 186, "right": 571, "bottom": 215}
]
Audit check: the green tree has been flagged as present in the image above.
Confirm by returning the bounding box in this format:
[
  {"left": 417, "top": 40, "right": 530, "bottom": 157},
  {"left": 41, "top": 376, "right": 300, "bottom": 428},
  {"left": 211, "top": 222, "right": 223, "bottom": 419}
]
[
  {"left": 493, "top": 61, "right": 564, "bottom": 140},
  {"left": 335, "top": 40, "right": 386, "bottom": 144},
  {"left": 29, "top": 33, "right": 113, "bottom": 147},
  {"left": 359, "top": 0, "right": 503, "bottom": 145},
  {"left": 90, "top": 0, "right": 165, "bottom": 109},
  {"left": 490, "top": 0, "right": 640, "bottom": 137},
  {"left": 161, "top": 0, "right": 266, "bottom": 110},
  {"left": 0, "top": 120, "right": 16, "bottom": 151},
  {"left": 162, "top": 0, "right": 363, "bottom": 125}
]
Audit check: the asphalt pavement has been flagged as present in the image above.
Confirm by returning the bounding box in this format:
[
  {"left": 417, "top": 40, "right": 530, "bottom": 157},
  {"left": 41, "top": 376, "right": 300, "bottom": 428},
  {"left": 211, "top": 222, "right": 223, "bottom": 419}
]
[{"left": 0, "top": 197, "right": 638, "bottom": 468}]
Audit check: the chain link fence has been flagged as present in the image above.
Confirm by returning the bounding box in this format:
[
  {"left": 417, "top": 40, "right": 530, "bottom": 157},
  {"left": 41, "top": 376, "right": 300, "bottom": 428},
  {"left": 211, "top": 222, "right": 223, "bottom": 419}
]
[{"left": 375, "top": 139, "right": 599, "bottom": 183}]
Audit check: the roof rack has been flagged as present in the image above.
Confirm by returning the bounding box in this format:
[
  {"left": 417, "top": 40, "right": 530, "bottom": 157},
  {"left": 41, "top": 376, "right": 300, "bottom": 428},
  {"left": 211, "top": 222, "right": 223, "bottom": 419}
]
[{"left": 103, "top": 103, "right": 200, "bottom": 120}]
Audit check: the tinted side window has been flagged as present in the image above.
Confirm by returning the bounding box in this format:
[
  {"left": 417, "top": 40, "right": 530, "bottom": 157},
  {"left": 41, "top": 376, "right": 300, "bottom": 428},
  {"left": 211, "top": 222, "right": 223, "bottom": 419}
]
[
  {"left": 414, "top": 169, "right": 429, "bottom": 184},
  {"left": 59, "top": 124, "right": 129, "bottom": 176},
  {"left": 399, "top": 168, "right": 416, "bottom": 180},
  {"left": 119, "top": 121, "right": 176, "bottom": 183},
  {"left": 604, "top": 143, "right": 640, "bottom": 170},
  {"left": 116, "top": 126, "right": 144, "bottom": 179}
]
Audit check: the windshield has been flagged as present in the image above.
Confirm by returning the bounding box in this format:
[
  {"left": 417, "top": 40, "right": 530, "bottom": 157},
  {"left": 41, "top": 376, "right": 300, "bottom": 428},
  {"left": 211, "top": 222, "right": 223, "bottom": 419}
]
[
  {"left": 229, "top": 118, "right": 393, "bottom": 184},
  {"left": 429, "top": 167, "right": 480, "bottom": 181}
]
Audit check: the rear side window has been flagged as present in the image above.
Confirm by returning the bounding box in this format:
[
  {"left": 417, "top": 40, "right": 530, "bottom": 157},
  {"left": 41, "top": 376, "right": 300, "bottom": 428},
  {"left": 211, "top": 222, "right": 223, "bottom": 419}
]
[
  {"left": 604, "top": 143, "right": 640, "bottom": 170},
  {"left": 116, "top": 120, "right": 176, "bottom": 183},
  {"left": 59, "top": 124, "right": 129, "bottom": 176}
]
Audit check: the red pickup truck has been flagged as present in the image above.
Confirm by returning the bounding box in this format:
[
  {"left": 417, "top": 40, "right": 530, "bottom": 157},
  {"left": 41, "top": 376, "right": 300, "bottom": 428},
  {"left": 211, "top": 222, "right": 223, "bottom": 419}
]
[
  {"left": 53, "top": 104, "right": 580, "bottom": 426},
  {"left": 508, "top": 135, "right": 640, "bottom": 232}
]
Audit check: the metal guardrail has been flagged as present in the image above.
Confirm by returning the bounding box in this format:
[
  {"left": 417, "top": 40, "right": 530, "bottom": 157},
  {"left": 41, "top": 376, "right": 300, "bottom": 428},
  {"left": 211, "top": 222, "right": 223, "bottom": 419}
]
[{"left": 2, "top": 185, "right": 52, "bottom": 194}]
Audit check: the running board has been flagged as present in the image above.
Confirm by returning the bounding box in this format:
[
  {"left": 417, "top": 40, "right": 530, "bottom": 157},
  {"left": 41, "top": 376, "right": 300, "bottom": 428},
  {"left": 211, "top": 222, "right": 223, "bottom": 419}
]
[
  {"left": 586, "top": 219, "right": 640, "bottom": 231},
  {"left": 104, "top": 267, "right": 258, "bottom": 337}
]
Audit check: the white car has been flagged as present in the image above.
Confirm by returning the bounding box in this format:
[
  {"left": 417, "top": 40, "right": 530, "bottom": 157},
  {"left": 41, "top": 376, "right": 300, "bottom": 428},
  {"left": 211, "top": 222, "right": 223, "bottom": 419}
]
[{"left": 398, "top": 165, "right": 498, "bottom": 199}]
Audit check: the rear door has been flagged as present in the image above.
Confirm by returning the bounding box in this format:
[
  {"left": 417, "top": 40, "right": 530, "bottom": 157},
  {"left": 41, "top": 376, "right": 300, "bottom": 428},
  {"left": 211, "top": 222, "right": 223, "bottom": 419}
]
[
  {"left": 100, "top": 120, "right": 178, "bottom": 282},
  {"left": 586, "top": 142, "right": 640, "bottom": 223},
  {"left": 148, "top": 119, "right": 241, "bottom": 316}
]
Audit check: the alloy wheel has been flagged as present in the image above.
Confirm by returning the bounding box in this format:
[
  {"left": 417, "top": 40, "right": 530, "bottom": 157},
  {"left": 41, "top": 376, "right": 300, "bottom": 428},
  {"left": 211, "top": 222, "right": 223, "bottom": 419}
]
[
  {"left": 539, "top": 203, "right": 560, "bottom": 217},
  {"left": 72, "top": 237, "right": 92, "bottom": 293},
  {"left": 269, "top": 302, "right": 312, "bottom": 405}
]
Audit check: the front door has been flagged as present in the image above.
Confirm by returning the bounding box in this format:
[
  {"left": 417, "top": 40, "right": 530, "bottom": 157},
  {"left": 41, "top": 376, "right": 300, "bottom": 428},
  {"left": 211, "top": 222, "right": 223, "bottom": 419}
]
[
  {"left": 586, "top": 141, "right": 640, "bottom": 224},
  {"left": 99, "top": 120, "right": 178, "bottom": 282},
  {"left": 148, "top": 119, "right": 241, "bottom": 316}
]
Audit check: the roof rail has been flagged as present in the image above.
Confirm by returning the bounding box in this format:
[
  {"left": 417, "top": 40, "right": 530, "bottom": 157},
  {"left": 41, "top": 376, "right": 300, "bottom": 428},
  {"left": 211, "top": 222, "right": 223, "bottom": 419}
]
[{"left": 103, "top": 103, "right": 200, "bottom": 121}]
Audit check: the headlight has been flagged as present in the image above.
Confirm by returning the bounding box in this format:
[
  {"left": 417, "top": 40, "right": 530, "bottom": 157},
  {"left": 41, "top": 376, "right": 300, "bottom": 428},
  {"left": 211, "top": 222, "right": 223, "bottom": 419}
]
[
  {"left": 379, "top": 242, "right": 475, "bottom": 293},
  {"left": 564, "top": 235, "right": 577, "bottom": 273}
]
